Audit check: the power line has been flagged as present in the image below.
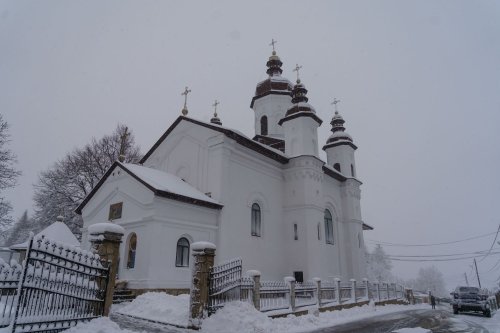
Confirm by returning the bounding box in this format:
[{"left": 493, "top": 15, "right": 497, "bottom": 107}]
[
  {"left": 387, "top": 248, "right": 500, "bottom": 258},
  {"left": 367, "top": 230, "right": 498, "bottom": 247},
  {"left": 477, "top": 224, "right": 500, "bottom": 263},
  {"left": 387, "top": 252, "right": 500, "bottom": 262}
]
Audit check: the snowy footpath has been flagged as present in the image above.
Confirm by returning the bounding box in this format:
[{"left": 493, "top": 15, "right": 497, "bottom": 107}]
[{"left": 62, "top": 292, "right": 434, "bottom": 333}]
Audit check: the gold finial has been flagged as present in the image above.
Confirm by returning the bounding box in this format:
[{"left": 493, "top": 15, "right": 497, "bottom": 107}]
[
  {"left": 181, "top": 86, "right": 191, "bottom": 116},
  {"left": 118, "top": 126, "right": 129, "bottom": 162},
  {"left": 212, "top": 99, "right": 220, "bottom": 117},
  {"left": 269, "top": 38, "right": 277, "bottom": 55},
  {"left": 293, "top": 63, "right": 302, "bottom": 83},
  {"left": 331, "top": 98, "right": 341, "bottom": 114}
]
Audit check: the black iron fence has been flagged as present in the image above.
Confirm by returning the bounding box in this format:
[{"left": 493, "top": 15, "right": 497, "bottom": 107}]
[
  {"left": 208, "top": 258, "right": 243, "bottom": 315},
  {"left": 3, "top": 235, "right": 109, "bottom": 333}
]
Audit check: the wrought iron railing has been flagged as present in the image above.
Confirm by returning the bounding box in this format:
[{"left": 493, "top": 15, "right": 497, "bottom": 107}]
[
  {"left": 0, "top": 259, "right": 22, "bottom": 328},
  {"left": 10, "top": 235, "right": 109, "bottom": 333},
  {"left": 259, "top": 280, "right": 289, "bottom": 312},
  {"left": 208, "top": 258, "right": 244, "bottom": 314}
]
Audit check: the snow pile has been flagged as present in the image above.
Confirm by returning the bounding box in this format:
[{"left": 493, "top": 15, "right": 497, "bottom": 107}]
[
  {"left": 116, "top": 292, "right": 189, "bottom": 327},
  {"left": 88, "top": 223, "right": 125, "bottom": 235},
  {"left": 393, "top": 328, "right": 431, "bottom": 333},
  {"left": 10, "top": 222, "right": 80, "bottom": 249},
  {"left": 201, "top": 301, "right": 428, "bottom": 333},
  {"left": 65, "top": 317, "right": 136, "bottom": 333}
]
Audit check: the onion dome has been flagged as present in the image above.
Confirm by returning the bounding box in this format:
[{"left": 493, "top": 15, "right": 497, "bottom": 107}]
[
  {"left": 323, "top": 109, "right": 357, "bottom": 150},
  {"left": 210, "top": 111, "right": 222, "bottom": 126},
  {"left": 278, "top": 79, "right": 322, "bottom": 126},
  {"left": 210, "top": 100, "right": 222, "bottom": 125},
  {"left": 250, "top": 51, "right": 293, "bottom": 108}
]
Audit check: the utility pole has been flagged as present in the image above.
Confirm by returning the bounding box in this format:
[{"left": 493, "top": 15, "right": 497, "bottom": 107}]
[
  {"left": 473, "top": 258, "right": 482, "bottom": 288},
  {"left": 464, "top": 272, "right": 469, "bottom": 286}
]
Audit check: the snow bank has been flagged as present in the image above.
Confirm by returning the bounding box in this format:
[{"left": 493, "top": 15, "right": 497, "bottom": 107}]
[
  {"left": 201, "top": 301, "right": 428, "bottom": 333},
  {"left": 393, "top": 328, "right": 431, "bottom": 333},
  {"left": 116, "top": 292, "right": 189, "bottom": 327},
  {"left": 88, "top": 223, "right": 125, "bottom": 235},
  {"left": 191, "top": 241, "right": 216, "bottom": 251},
  {"left": 65, "top": 317, "right": 136, "bottom": 333}
]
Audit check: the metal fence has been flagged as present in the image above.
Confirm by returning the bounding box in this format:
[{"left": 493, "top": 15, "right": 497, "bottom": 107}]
[
  {"left": 208, "top": 258, "right": 244, "bottom": 315},
  {"left": 6, "top": 235, "right": 109, "bottom": 333},
  {"left": 0, "top": 259, "right": 22, "bottom": 327},
  {"left": 260, "top": 280, "right": 289, "bottom": 312}
]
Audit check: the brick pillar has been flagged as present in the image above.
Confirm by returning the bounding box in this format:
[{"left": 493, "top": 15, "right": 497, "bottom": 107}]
[
  {"left": 89, "top": 225, "right": 124, "bottom": 317},
  {"left": 335, "top": 278, "right": 341, "bottom": 304},
  {"left": 189, "top": 242, "right": 216, "bottom": 329},
  {"left": 247, "top": 270, "right": 261, "bottom": 311},
  {"left": 313, "top": 278, "right": 321, "bottom": 306}
]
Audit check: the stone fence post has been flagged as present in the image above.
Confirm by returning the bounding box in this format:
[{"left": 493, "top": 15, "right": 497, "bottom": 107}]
[
  {"left": 350, "top": 279, "right": 356, "bottom": 303},
  {"left": 313, "top": 277, "right": 321, "bottom": 306},
  {"left": 88, "top": 223, "right": 124, "bottom": 317},
  {"left": 285, "top": 276, "right": 296, "bottom": 312},
  {"left": 189, "top": 242, "right": 216, "bottom": 329},
  {"left": 335, "top": 278, "right": 341, "bottom": 304},
  {"left": 385, "top": 282, "right": 390, "bottom": 300},
  {"left": 247, "top": 270, "right": 261, "bottom": 311},
  {"left": 363, "top": 278, "right": 369, "bottom": 300},
  {"left": 375, "top": 282, "right": 380, "bottom": 301}
]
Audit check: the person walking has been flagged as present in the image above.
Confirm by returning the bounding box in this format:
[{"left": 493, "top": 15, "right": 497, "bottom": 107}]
[{"left": 430, "top": 295, "right": 436, "bottom": 309}]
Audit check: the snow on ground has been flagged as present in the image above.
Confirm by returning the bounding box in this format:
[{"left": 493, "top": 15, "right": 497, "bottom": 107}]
[
  {"left": 65, "top": 317, "right": 141, "bottom": 333},
  {"left": 392, "top": 328, "right": 431, "bottom": 333},
  {"left": 449, "top": 309, "right": 500, "bottom": 333},
  {"left": 115, "top": 292, "right": 189, "bottom": 327},
  {"left": 200, "top": 300, "right": 428, "bottom": 333}
]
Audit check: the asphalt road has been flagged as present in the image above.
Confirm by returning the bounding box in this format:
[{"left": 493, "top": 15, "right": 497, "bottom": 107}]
[{"left": 310, "top": 305, "right": 499, "bottom": 333}]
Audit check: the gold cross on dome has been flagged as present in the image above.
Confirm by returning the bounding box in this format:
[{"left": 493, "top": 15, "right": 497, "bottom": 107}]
[
  {"left": 269, "top": 38, "right": 277, "bottom": 52},
  {"left": 181, "top": 86, "right": 191, "bottom": 115},
  {"left": 293, "top": 64, "right": 302, "bottom": 82},
  {"left": 212, "top": 100, "right": 220, "bottom": 116},
  {"left": 331, "top": 98, "right": 341, "bottom": 113}
]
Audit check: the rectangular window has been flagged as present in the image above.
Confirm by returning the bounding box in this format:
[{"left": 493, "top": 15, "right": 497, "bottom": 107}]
[
  {"left": 294, "top": 224, "right": 298, "bottom": 240},
  {"left": 294, "top": 271, "right": 304, "bottom": 283},
  {"left": 108, "top": 202, "right": 123, "bottom": 220}
]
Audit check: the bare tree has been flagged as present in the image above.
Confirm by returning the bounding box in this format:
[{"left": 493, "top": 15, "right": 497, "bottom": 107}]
[
  {"left": 366, "top": 244, "right": 394, "bottom": 282},
  {"left": 407, "top": 266, "right": 447, "bottom": 297},
  {"left": 33, "top": 124, "right": 142, "bottom": 236},
  {"left": 0, "top": 114, "right": 21, "bottom": 229}
]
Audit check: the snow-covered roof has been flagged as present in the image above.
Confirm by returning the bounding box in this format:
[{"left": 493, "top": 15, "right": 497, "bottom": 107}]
[
  {"left": 10, "top": 222, "right": 80, "bottom": 250},
  {"left": 122, "top": 163, "right": 220, "bottom": 205}
]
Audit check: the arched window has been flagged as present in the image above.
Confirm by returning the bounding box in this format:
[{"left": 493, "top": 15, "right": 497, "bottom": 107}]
[
  {"left": 351, "top": 164, "right": 355, "bottom": 177},
  {"left": 176, "top": 237, "right": 190, "bottom": 267},
  {"left": 126, "top": 233, "right": 137, "bottom": 269},
  {"left": 260, "top": 116, "right": 268, "bottom": 136},
  {"left": 251, "top": 203, "right": 261, "bottom": 237},
  {"left": 293, "top": 223, "right": 298, "bottom": 240},
  {"left": 333, "top": 163, "right": 341, "bottom": 172},
  {"left": 324, "top": 210, "right": 334, "bottom": 244}
]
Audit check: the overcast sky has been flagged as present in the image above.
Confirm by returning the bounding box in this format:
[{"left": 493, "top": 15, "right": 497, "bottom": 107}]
[{"left": 1, "top": 0, "right": 499, "bottom": 290}]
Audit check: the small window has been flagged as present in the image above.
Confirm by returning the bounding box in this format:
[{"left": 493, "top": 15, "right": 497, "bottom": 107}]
[
  {"left": 126, "top": 233, "right": 137, "bottom": 269},
  {"left": 351, "top": 164, "right": 355, "bottom": 177},
  {"left": 358, "top": 232, "right": 362, "bottom": 248},
  {"left": 333, "top": 163, "right": 341, "bottom": 172},
  {"left": 176, "top": 237, "right": 190, "bottom": 267},
  {"left": 294, "top": 224, "right": 298, "bottom": 240},
  {"left": 324, "top": 210, "right": 334, "bottom": 244},
  {"left": 251, "top": 203, "right": 261, "bottom": 237},
  {"left": 109, "top": 202, "right": 123, "bottom": 220},
  {"left": 294, "top": 271, "right": 304, "bottom": 283},
  {"left": 317, "top": 223, "right": 321, "bottom": 240},
  {"left": 260, "top": 116, "right": 268, "bottom": 136}
]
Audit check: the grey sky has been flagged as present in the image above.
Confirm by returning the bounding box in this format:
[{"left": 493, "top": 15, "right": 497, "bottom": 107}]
[{"left": 1, "top": 0, "right": 499, "bottom": 290}]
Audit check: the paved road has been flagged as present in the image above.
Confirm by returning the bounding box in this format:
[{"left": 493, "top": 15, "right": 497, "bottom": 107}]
[{"left": 311, "top": 306, "right": 498, "bottom": 333}]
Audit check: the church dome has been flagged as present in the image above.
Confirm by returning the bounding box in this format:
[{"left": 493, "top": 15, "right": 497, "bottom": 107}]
[
  {"left": 325, "top": 111, "right": 354, "bottom": 145},
  {"left": 284, "top": 81, "right": 316, "bottom": 116},
  {"left": 250, "top": 51, "right": 293, "bottom": 108}
]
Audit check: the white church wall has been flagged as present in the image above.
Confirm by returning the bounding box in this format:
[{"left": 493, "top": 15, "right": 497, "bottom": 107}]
[
  {"left": 282, "top": 117, "right": 320, "bottom": 158},
  {"left": 252, "top": 94, "right": 291, "bottom": 138},
  {"left": 325, "top": 144, "right": 356, "bottom": 177}
]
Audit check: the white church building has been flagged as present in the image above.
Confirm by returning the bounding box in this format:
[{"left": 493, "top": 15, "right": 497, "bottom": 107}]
[{"left": 77, "top": 49, "right": 372, "bottom": 290}]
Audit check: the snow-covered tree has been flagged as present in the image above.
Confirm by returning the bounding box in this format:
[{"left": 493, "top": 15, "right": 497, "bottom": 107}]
[
  {"left": 33, "top": 124, "right": 142, "bottom": 236},
  {"left": 2, "top": 210, "right": 34, "bottom": 246},
  {"left": 408, "top": 266, "right": 447, "bottom": 297},
  {"left": 0, "top": 114, "right": 21, "bottom": 229},
  {"left": 366, "top": 244, "right": 393, "bottom": 282}
]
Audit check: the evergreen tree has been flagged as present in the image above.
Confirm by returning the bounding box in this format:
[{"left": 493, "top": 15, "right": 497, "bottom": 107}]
[
  {"left": 3, "top": 210, "right": 33, "bottom": 246},
  {"left": 366, "top": 244, "right": 393, "bottom": 282}
]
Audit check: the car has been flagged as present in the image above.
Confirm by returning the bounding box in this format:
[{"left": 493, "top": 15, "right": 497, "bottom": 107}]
[{"left": 451, "top": 286, "right": 493, "bottom": 317}]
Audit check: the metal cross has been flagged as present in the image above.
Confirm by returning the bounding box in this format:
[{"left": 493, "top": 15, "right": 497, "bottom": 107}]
[
  {"left": 331, "top": 98, "right": 341, "bottom": 113},
  {"left": 212, "top": 100, "right": 220, "bottom": 116},
  {"left": 269, "top": 38, "right": 277, "bottom": 52},
  {"left": 181, "top": 86, "right": 191, "bottom": 115},
  {"left": 293, "top": 64, "right": 302, "bottom": 82}
]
